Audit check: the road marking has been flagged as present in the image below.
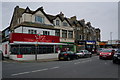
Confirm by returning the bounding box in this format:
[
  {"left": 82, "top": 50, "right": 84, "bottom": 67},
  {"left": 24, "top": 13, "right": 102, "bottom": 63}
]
[
  {"left": 74, "top": 60, "right": 92, "bottom": 64},
  {"left": 11, "top": 71, "right": 30, "bottom": 76},
  {"left": 50, "top": 66, "right": 59, "bottom": 69},
  {"left": 31, "top": 68, "right": 48, "bottom": 73},
  {"left": 11, "top": 66, "right": 60, "bottom": 76}
]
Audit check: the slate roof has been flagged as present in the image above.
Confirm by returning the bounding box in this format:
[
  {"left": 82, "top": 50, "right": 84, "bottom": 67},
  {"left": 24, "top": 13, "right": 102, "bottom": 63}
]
[{"left": 9, "top": 6, "right": 100, "bottom": 30}]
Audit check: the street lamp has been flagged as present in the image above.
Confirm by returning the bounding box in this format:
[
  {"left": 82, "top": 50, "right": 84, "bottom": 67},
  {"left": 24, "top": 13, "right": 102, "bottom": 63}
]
[
  {"left": 35, "top": 33, "right": 41, "bottom": 61},
  {"left": 110, "top": 32, "right": 112, "bottom": 44}
]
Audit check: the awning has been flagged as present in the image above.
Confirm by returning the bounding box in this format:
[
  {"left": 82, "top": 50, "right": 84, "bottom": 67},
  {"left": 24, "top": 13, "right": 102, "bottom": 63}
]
[{"left": 10, "top": 41, "right": 68, "bottom": 45}]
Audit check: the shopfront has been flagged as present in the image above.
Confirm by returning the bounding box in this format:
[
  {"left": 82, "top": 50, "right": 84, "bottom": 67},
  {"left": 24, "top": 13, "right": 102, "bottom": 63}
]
[
  {"left": 3, "top": 33, "right": 68, "bottom": 60},
  {"left": 76, "top": 40, "right": 96, "bottom": 52}
]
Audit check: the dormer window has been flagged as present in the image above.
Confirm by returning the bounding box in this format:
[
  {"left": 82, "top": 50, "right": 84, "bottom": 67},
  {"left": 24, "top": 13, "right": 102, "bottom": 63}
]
[
  {"left": 56, "top": 20, "right": 60, "bottom": 26},
  {"left": 63, "top": 22, "right": 68, "bottom": 26},
  {"left": 35, "top": 16, "right": 44, "bottom": 23}
]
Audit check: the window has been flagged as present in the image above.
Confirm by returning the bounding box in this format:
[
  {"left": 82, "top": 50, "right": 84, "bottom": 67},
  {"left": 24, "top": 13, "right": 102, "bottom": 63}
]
[
  {"left": 35, "top": 16, "right": 44, "bottom": 23},
  {"left": 80, "top": 35, "right": 82, "bottom": 40},
  {"left": 55, "top": 30, "right": 60, "bottom": 36},
  {"left": 68, "top": 31, "right": 73, "bottom": 38},
  {"left": 56, "top": 20, "right": 60, "bottom": 26},
  {"left": 62, "top": 30, "right": 67, "bottom": 38},
  {"left": 63, "top": 22, "right": 68, "bottom": 26},
  {"left": 43, "top": 31, "right": 50, "bottom": 35},
  {"left": 28, "top": 29, "right": 37, "bottom": 34}
]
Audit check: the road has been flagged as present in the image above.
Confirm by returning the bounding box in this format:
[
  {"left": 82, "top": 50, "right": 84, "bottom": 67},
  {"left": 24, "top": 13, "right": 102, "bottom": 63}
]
[{"left": 2, "top": 55, "right": 120, "bottom": 79}]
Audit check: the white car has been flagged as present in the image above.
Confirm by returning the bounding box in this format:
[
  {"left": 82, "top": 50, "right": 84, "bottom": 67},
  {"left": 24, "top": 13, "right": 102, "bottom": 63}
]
[{"left": 76, "top": 50, "right": 92, "bottom": 58}]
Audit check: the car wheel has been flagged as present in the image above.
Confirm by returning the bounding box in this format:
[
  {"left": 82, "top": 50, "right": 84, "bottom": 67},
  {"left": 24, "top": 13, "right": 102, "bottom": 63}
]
[
  {"left": 90, "top": 55, "right": 92, "bottom": 57},
  {"left": 76, "top": 56, "right": 79, "bottom": 59},
  {"left": 99, "top": 56, "right": 102, "bottom": 59},
  {"left": 67, "top": 57, "right": 71, "bottom": 61},
  {"left": 113, "top": 60, "right": 116, "bottom": 64}
]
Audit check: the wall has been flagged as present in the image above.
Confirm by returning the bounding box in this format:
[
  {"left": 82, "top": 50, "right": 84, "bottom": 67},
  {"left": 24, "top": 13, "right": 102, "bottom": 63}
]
[
  {"left": 15, "top": 26, "right": 55, "bottom": 36},
  {"left": 9, "top": 53, "right": 58, "bottom": 61},
  {"left": 2, "top": 41, "right": 10, "bottom": 57}
]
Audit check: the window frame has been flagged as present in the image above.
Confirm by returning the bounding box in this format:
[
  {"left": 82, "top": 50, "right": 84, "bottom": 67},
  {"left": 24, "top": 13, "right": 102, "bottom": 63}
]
[
  {"left": 68, "top": 31, "right": 73, "bottom": 38},
  {"left": 63, "top": 22, "right": 68, "bottom": 26},
  {"left": 35, "top": 16, "right": 44, "bottom": 23},
  {"left": 43, "top": 31, "right": 50, "bottom": 35},
  {"left": 62, "top": 30, "right": 67, "bottom": 38}
]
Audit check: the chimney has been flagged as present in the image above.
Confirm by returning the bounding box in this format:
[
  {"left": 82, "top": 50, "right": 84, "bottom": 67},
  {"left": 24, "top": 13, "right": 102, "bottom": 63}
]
[
  {"left": 40, "top": 6, "right": 43, "bottom": 10},
  {"left": 15, "top": 6, "right": 19, "bottom": 10},
  {"left": 80, "top": 19, "right": 85, "bottom": 24},
  {"left": 86, "top": 22, "right": 91, "bottom": 26},
  {"left": 70, "top": 16, "right": 76, "bottom": 21},
  {"left": 59, "top": 12, "right": 64, "bottom": 17}
]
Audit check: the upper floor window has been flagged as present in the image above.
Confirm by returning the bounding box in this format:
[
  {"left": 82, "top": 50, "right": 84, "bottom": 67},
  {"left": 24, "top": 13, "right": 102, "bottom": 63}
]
[
  {"left": 55, "top": 30, "right": 60, "bottom": 36},
  {"left": 28, "top": 29, "right": 37, "bottom": 34},
  {"left": 35, "top": 16, "right": 44, "bottom": 23},
  {"left": 62, "top": 30, "right": 67, "bottom": 38},
  {"left": 80, "top": 35, "right": 82, "bottom": 40},
  {"left": 43, "top": 31, "right": 50, "bottom": 35},
  {"left": 56, "top": 20, "right": 60, "bottom": 26},
  {"left": 63, "top": 22, "right": 68, "bottom": 26},
  {"left": 68, "top": 31, "right": 73, "bottom": 38}
]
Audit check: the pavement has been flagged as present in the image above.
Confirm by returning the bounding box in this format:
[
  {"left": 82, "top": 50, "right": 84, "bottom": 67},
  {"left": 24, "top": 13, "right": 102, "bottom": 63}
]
[{"left": 2, "top": 54, "right": 98, "bottom": 63}]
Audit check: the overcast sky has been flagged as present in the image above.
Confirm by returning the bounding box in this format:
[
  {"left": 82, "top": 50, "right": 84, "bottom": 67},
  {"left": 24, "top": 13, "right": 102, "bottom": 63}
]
[{"left": 0, "top": 1, "right": 118, "bottom": 41}]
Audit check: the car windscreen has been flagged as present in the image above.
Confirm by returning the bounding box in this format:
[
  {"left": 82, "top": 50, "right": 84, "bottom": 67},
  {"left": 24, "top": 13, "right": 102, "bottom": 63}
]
[
  {"left": 117, "top": 50, "right": 120, "bottom": 53},
  {"left": 102, "top": 50, "right": 112, "bottom": 52},
  {"left": 60, "top": 51, "right": 74, "bottom": 54},
  {"left": 78, "top": 50, "right": 84, "bottom": 53}
]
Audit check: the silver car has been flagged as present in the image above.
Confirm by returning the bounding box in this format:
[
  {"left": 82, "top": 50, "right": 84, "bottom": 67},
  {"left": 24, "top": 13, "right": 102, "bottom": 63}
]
[{"left": 76, "top": 50, "right": 92, "bottom": 58}]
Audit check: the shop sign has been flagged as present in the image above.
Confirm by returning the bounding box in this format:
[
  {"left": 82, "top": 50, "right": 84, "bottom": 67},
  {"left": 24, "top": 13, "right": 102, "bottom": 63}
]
[
  {"left": 10, "top": 33, "right": 60, "bottom": 43},
  {"left": 86, "top": 41, "right": 96, "bottom": 44},
  {"left": 17, "top": 55, "right": 23, "bottom": 58}
]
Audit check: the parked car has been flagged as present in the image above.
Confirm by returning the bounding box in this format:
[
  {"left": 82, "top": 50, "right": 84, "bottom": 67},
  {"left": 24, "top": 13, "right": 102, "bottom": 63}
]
[
  {"left": 76, "top": 50, "right": 92, "bottom": 58},
  {"left": 113, "top": 49, "right": 120, "bottom": 64},
  {"left": 0, "top": 50, "right": 4, "bottom": 60},
  {"left": 58, "top": 51, "right": 77, "bottom": 61},
  {"left": 99, "top": 49, "right": 115, "bottom": 59}
]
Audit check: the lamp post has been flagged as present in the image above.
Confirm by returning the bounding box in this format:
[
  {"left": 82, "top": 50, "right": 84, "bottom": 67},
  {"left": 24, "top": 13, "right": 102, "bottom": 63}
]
[
  {"left": 110, "top": 32, "right": 112, "bottom": 45},
  {"left": 35, "top": 35, "right": 39, "bottom": 61},
  {"left": 35, "top": 33, "right": 41, "bottom": 61}
]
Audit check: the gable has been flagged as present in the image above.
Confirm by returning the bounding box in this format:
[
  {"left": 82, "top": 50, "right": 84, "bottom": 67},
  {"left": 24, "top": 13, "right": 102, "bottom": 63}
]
[
  {"left": 62, "top": 19, "right": 70, "bottom": 26},
  {"left": 32, "top": 10, "right": 53, "bottom": 25}
]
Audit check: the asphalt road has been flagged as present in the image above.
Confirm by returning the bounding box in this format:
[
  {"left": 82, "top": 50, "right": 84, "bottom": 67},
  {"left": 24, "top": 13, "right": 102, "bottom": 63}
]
[{"left": 2, "top": 56, "right": 120, "bottom": 78}]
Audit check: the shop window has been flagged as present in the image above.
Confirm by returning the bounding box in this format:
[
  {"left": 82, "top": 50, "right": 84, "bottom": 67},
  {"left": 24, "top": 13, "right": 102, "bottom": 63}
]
[
  {"left": 62, "top": 30, "right": 67, "bottom": 38},
  {"left": 43, "top": 31, "right": 50, "bottom": 35}
]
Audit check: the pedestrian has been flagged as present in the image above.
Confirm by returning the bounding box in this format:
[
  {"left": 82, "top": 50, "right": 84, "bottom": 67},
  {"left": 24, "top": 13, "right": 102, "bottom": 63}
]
[{"left": 58, "top": 49, "right": 61, "bottom": 54}]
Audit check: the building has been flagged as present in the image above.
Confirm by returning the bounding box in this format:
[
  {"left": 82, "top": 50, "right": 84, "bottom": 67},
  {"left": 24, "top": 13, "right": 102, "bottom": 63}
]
[{"left": 2, "top": 6, "right": 101, "bottom": 60}]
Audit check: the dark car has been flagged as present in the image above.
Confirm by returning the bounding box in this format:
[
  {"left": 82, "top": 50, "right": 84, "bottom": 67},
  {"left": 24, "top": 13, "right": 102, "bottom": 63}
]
[
  {"left": 58, "top": 51, "right": 77, "bottom": 61},
  {"left": 113, "top": 49, "right": 120, "bottom": 64}
]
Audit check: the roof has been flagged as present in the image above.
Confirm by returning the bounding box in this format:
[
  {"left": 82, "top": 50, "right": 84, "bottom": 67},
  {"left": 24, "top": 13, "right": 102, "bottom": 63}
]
[{"left": 9, "top": 6, "right": 99, "bottom": 31}]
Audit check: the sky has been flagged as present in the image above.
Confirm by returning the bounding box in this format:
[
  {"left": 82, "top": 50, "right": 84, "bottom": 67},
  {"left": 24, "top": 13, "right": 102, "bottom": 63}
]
[{"left": 0, "top": 1, "right": 119, "bottom": 41}]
